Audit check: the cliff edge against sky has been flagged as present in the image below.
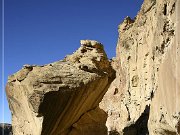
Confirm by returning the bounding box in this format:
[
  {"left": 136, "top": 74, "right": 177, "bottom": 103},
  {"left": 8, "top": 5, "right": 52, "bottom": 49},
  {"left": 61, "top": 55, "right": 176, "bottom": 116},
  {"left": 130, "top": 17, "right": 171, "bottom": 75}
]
[
  {"left": 6, "top": 0, "right": 180, "bottom": 135},
  {"left": 100, "top": 0, "right": 180, "bottom": 134}
]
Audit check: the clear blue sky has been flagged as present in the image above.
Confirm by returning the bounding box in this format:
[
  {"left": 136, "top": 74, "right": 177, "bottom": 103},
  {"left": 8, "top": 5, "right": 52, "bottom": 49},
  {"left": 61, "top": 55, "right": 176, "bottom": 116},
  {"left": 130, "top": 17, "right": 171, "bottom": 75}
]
[{"left": 0, "top": 0, "right": 144, "bottom": 123}]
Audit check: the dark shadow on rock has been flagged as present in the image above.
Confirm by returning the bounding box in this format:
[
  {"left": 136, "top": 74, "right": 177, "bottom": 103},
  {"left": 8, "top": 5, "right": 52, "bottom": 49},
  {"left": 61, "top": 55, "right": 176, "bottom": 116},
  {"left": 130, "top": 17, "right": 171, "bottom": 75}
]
[
  {"left": 38, "top": 89, "right": 75, "bottom": 135},
  {"left": 123, "top": 105, "right": 150, "bottom": 135},
  {"left": 0, "top": 123, "right": 12, "bottom": 135},
  {"left": 109, "top": 130, "right": 120, "bottom": 135}
]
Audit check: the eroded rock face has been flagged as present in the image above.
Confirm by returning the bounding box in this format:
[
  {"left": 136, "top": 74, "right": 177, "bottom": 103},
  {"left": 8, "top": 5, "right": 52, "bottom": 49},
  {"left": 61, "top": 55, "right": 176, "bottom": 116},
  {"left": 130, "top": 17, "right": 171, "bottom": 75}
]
[
  {"left": 6, "top": 0, "right": 180, "bottom": 134},
  {"left": 6, "top": 40, "right": 115, "bottom": 135},
  {"left": 100, "top": 0, "right": 180, "bottom": 134},
  {"left": 149, "top": 0, "right": 180, "bottom": 134}
]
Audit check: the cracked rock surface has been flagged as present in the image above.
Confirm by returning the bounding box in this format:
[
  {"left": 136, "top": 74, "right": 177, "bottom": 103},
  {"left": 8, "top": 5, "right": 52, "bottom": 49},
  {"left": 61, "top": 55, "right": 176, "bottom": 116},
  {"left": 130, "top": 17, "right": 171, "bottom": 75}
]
[
  {"left": 100, "top": 0, "right": 180, "bottom": 134},
  {"left": 6, "top": 0, "right": 180, "bottom": 135},
  {"left": 6, "top": 40, "right": 115, "bottom": 135}
]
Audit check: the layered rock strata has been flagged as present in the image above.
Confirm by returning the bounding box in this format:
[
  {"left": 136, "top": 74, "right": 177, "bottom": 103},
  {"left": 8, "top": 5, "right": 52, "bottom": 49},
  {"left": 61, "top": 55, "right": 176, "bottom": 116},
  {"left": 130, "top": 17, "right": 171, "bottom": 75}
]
[
  {"left": 6, "top": 40, "right": 115, "bottom": 135},
  {"left": 100, "top": 0, "right": 180, "bottom": 134}
]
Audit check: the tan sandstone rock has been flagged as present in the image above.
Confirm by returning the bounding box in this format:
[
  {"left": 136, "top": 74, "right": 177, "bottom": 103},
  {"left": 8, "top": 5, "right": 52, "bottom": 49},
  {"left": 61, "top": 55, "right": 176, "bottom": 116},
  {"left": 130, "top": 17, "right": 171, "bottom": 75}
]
[
  {"left": 6, "top": 40, "right": 115, "bottom": 135},
  {"left": 100, "top": 0, "right": 180, "bottom": 134},
  {"left": 6, "top": 0, "right": 180, "bottom": 134}
]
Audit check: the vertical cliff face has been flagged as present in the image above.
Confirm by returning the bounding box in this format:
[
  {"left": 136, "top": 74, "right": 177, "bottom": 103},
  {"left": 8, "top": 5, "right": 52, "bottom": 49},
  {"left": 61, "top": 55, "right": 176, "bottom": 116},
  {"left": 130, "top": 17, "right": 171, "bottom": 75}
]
[
  {"left": 149, "top": 0, "right": 180, "bottom": 134},
  {"left": 6, "top": 40, "right": 115, "bottom": 135},
  {"left": 100, "top": 0, "right": 180, "bottom": 134},
  {"left": 6, "top": 0, "right": 180, "bottom": 135}
]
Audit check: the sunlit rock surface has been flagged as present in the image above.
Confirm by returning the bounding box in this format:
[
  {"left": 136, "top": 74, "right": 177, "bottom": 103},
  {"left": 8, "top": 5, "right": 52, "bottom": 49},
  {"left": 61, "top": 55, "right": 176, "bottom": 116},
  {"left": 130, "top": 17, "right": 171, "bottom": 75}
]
[
  {"left": 100, "top": 0, "right": 180, "bottom": 134},
  {"left": 6, "top": 0, "right": 180, "bottom": 134},
  {"left": 6, "top": 40, "right": 115, "bottom": 135}
]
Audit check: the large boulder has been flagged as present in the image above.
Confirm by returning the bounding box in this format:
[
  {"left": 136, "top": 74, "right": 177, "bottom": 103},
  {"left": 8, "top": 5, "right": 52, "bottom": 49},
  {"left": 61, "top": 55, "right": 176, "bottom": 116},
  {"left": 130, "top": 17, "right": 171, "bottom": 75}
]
[
  {"left": 6, "top": 40, "right": 115, "bottom": 135},
  {"left": 6, "top": 0, "right": 180, "bottom": 134}
]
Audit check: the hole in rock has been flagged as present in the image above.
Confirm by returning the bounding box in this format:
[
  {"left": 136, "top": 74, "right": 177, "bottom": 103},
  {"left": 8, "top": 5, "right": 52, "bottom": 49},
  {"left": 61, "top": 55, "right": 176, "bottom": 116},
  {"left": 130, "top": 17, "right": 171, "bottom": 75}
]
[
  {"left": 81, "top": 48, "right": 87, "bottom": 53},
  {"left": 150, "top": 91, "right": 154, "bottom": 100},
  {"left": 163, "top": 4, "right": 167, "bottom": 15},
  {"left": 170, "top": 3, "right": 175, "bottom": 14},
  {"left": 114, "top": 88, "right": 119, "bottom": 95},
  {"left": 127, "top": 56, "right": 131, "bottom": 61}
]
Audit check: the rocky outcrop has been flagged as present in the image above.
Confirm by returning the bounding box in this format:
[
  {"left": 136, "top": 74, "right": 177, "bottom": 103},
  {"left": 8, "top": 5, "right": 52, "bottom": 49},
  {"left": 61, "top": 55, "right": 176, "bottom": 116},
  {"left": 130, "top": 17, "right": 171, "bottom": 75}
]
[
  {"left": 6, "top": 0, "right": 180, "bottom": 135},
  {"left": 0, "top": 123, "right": 12, "bottom": 135},
  {"left": 100, "top": 0, "right": 180, "bottom": 134},
  {"left": 6, "top": 40, "right": 115, "bottom": 135}
]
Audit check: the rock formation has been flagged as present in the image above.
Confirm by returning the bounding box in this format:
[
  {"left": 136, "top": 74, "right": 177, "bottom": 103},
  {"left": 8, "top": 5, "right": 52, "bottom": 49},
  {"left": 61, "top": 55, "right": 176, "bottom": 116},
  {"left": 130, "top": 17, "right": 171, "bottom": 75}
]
[
  {"left": 0, "top": 123, "right": 12, "bottom": 135},
  {"left": 6, "top": 0, "right": 180, "bottom": 135},
  {"left": 6, "top": 40, "right": 115, "bottom": 135},
  {"left": 100, "top": 0, "right": 180, "bottom": 134}
]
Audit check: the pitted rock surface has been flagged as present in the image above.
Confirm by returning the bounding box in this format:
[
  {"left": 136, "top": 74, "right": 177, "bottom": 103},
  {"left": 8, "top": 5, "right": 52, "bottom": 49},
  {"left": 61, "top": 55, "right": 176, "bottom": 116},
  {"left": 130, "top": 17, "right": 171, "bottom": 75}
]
[
  {"left": 6, "top": 40, "right": 115, "bottom": 135},
  {"left": 100, "top": 0, "right": 180, "bottom": 134}
]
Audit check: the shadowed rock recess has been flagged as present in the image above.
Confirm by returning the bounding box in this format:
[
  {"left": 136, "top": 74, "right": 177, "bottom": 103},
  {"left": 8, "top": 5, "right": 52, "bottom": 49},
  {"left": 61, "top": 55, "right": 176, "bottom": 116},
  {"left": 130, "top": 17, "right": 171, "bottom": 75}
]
[{"left": 6, "top": 0, "right": 180, "bottom": 135}]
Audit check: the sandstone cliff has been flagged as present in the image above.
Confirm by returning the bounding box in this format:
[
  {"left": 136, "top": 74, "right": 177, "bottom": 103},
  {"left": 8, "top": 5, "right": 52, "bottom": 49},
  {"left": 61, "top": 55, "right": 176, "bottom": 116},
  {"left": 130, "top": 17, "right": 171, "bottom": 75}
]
[
  {"left": 6, "top": 0, "right": 180, "bottom": 135},
  {"left": 6, "top": 40, "right": 115, "bottom": 135},
  {"left": 100, "top": 0, "right": 180, "bottom": 134}
]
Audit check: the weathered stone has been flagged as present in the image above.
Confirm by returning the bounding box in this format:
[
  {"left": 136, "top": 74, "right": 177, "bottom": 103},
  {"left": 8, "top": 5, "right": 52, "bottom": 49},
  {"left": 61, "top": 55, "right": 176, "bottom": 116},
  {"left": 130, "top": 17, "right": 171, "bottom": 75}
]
[
  {"left": 6, "top": 40, "right": 115, "bottom": 135},
  {"left": 6, "top": 0, "right": 180, "bottom": 134},
  {"left": 148, "top": 0, "right": 180, "bottom": 134},
  {"left": 100, "top": 0, "right": 180, "bottom": 134}
]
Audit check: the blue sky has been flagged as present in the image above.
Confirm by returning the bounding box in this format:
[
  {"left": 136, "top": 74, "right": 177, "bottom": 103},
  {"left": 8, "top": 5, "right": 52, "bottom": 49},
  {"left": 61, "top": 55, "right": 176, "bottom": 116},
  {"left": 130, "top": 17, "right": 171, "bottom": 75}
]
[{"left": 1, "top": 0, "right": 143, "bottom": 123}]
